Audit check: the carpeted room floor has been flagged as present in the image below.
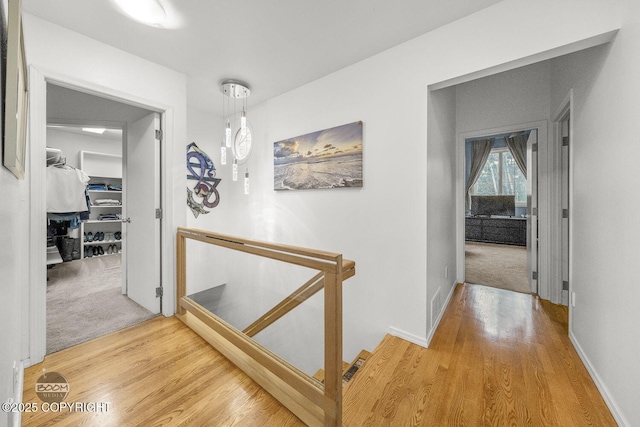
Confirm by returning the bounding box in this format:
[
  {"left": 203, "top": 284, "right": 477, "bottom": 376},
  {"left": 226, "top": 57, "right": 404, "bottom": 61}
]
[
  {"left": 46, "top": 254, "right": 157, "bottom": 354},
  {"left": 465, "top": 241, "right": 530, "bottom": 294}
]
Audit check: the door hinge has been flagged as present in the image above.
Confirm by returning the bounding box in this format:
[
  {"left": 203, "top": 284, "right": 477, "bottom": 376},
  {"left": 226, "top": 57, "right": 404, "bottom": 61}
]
[
  {"left": 532, "top": 271, "right": 538, "bottom": 280},
  {"left": 156, "top": 286, "right": 163, "bottom": 298},
  {"left": 562, "top": 280, "right": 569, "bottom": 291},
  {"left": 562, "top": 136, "right": 569, "bottom": 147},
  {"left": 155, "top": 129, "right": 163, "bottom": 141},
  {"left": 562, "top": 209, "right": 569, "bottom": 219},
  {"left": 532, "top": 143, "right": 538, "bottom": 152},
  {"left": 155, "top": 208, "right": 163, "bottom": 219},
  {"left": 532, "top": 207, "right": 538, "bottom": 216}
]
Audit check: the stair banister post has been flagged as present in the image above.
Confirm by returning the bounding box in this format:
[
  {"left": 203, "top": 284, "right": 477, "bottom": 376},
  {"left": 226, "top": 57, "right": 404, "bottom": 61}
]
[
  {"left": 176, "top": 231, "right": 186, "bottom": 315},
  {"left": 324, "top": 255, "right": 343, "bottom": 426}
]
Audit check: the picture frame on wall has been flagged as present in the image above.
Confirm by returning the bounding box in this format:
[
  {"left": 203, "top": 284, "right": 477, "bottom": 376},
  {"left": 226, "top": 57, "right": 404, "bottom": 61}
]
[
  {"left": 3, "top": 0, "right": 28, "bottom": 180},
  {"left": 273, "top": 121, "right": 363, "bottom": 191}
]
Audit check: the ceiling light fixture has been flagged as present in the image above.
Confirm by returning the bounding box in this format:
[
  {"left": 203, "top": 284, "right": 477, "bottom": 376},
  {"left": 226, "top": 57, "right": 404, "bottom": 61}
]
[
  {"left": 221, "top": 80, "right": 252, "bottom": 194},
  {"left": 113, "top": 0, "right": 167, "bottom": 27},
  {"left": 82, "top": 128, "right": 106, "bottom": 134}
]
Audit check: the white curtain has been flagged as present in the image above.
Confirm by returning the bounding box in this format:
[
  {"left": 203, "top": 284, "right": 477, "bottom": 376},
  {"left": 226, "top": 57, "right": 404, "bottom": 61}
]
[
  {"left": 505, "top": 133, "right": 528, "bottom": 178},
  {"left": 465, "top": 138, "right": 494, "bottom": 210}
]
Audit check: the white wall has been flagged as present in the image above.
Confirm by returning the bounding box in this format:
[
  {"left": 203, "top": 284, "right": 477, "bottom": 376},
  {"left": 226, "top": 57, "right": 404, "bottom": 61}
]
[
  {"left": 548, "top": 1, "right": 640, "bottom": 423},
  {"left": 426, "top": 86, "right": 457, "bottom": 338},
  {"left": 0, "top": 169, "right": 28, "bottom": 427},
  {"left": 0, "top": 3, "right": 27, "bottom": 425},
  {"left": 184, "top": 105, "right": 230, "bottom": 294},
  {"left": 190, "top": 1, "right": 621, "bottom": 364},
  {"left": 47, "top": 130, "right": 122, "bottom": 169}
]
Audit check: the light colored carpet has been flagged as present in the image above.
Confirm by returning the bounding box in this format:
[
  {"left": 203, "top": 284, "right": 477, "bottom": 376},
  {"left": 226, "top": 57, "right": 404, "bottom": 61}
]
[
  {"left": 465, "top": 242, "right": 530, "bottom": 294},
  {"left": 47, "top": 254, "right": 157, "bottom": 354}
]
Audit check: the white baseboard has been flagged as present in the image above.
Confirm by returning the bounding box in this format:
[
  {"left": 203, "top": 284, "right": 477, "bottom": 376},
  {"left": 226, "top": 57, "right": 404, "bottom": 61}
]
[
  {"left": 569, "top": 331, "right": 628, "bottom": 427},
  {"left": 426, "top": 281, "right": 457, "bottom": 346},
  {"left": 7, "top": 361, "right": 24, "bottom": 427},
  {"left": 387, "top": 327, "right": 429, "bottom": 349},
  {"left": 388, "top": 281, "right": 458, "bottom": 350}
]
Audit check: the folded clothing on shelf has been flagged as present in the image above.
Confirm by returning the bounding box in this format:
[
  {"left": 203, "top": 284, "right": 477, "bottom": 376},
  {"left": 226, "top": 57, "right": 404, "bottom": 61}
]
[
  {"left": 93, "top": 199, "right": 121, "bottom": 206},
  {"left": 97, "top": 213, "right": 122, "bottom": 221},
  {"left": 107, "top": 184, "right": 122, "bottom": 191},
  {"left": 88, "top": 183, "right": 108, "bottom": 191}
]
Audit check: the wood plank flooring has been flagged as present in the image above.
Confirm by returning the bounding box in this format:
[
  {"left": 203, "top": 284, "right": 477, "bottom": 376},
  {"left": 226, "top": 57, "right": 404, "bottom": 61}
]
[
  {"left": 21, "top": 316, "right": 304, "bottom": 427},
  {"left": 343, "top": 283, "right": 617, "bottom": 426},
  {"left": 22, "top": 283, "right": 616, "bottom": 426}
]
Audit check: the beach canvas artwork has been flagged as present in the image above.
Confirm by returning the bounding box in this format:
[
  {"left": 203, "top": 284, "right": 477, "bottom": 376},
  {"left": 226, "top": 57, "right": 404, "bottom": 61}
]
[{"left": 274, "top": 121, "right": 363, "bottom": 190}]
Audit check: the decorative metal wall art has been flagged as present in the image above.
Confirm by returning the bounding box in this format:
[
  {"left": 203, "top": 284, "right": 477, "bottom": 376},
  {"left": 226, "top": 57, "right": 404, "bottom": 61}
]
[{"left": 187, "top": 142, "right": 221, "bottom": 217}]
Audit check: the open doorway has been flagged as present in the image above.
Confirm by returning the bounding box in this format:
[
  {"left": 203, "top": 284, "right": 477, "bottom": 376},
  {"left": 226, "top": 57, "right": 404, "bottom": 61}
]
[
  {"left": 461, "top": 126, "right": 539, "bottom": 295},
  {"left": 43, "top": 83, "right": 162, "bottom": 354}
]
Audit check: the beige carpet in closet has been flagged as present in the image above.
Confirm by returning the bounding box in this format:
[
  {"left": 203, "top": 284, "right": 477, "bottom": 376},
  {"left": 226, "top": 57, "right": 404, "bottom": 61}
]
[{"left": 46, "top": 254, "right": 157, "bottom": 354}]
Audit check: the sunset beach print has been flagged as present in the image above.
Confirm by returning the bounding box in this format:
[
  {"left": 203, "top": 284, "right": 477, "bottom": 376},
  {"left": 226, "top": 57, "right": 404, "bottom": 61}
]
[{"left": 274, "top": 121, "right": 363, "bottom": 190}]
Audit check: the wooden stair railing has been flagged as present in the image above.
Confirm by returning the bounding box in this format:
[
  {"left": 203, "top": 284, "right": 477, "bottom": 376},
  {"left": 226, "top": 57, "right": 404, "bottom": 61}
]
[
  {"left": 244, "top": 259, "right": 355, "bottom": 337},
  {"left": 176, "top": 227, "right": 355, "bottom": 427}
]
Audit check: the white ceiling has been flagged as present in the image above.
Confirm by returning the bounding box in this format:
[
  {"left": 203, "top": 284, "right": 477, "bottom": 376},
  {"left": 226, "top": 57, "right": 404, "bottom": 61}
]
[{"left": 23, "top": 0, "right": 502, "bottom": 115}]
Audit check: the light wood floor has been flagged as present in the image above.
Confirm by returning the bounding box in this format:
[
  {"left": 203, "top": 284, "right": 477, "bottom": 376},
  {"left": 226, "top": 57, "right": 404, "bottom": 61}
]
[
  {"left": 343, "top": 283, "right": 616, "bottom": 426},
  {"left": 22, "top": 316, "right": 304, "bottom": 427},
  {"left": 22, "top": 283, "right": 616, "bottom": 426}
]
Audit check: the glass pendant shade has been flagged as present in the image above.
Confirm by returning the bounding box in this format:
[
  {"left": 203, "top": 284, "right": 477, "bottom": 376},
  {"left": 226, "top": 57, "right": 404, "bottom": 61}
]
[
  {"left": 220, "top": 142, "right": 227, "bottom": 165},
  {"left": 240, "top": 109, "right": 247, "bottom": 136},
  {"left": 225, "top": 120, "right": 232, "bottom": 147}
]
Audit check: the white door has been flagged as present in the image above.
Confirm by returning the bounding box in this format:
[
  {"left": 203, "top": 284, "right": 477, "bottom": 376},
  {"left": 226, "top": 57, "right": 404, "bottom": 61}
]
[
  {"left": 123, "top": 112, "right": 162, "bottom": 313},
  {"left": 526, "top": 129, "right": 538, "bottom": 294}
]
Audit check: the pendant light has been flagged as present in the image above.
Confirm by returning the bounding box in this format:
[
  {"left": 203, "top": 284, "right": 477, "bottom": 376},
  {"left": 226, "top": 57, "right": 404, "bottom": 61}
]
[
  {"left": 221, "top": 79, "right": 252, "bottom": 192},
  {"left": 220, "top": 140, "right": 227, "bottom": 165},
  {"left": 232, "top": 158, "right": 238, "bottom": 181},
  {"left": 220, "top": 80, "right": 250, "bottom": 146},
  {"left": 225, "top": 120, "right": 232, "bottom": 147},
  {"left": 240, "top": 103, "right": 247, "bottom": 137}
]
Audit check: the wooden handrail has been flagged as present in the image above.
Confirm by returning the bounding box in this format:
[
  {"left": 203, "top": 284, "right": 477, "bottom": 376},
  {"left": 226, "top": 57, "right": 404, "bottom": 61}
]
[
  {"left": 178, "top": 226, "right": 342, "bottom": 264},
  {"left": 175, "top": 228, "right": 355, "bottom": 426}
]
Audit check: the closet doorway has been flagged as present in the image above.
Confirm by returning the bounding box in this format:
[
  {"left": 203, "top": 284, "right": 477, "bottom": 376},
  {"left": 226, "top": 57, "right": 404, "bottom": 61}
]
[
  {"left": 44, "top": 84, "right": 162, "bottom": 354},
  {"left": 461, "top": 124, "right": 540, "bottom": 295}
]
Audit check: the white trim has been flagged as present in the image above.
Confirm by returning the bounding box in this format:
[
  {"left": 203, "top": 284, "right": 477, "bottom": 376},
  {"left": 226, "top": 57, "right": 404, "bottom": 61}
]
[
  {"left": 10, "top": 361, "right": 24, "bottom": 427},
  {"left": 425, "top": 280, "right": 457, "bottom": 346},
  {"left": 456, "top": 121, "right": 548, "bottom": 298},
  {"left": 551, "top": 90, "right": 573, "bottom": 308},
  {"left": 27, "top": 65, "right": 176, "bottom": 364},
  {"left": 387, "top": 327, "right": 429, "bottom": 349},
  {"left": 28, "top": 66, "right": 47, "bottom": 364},
  {"left": 569, "top": 331, "right": 629, "bottom": 427}
]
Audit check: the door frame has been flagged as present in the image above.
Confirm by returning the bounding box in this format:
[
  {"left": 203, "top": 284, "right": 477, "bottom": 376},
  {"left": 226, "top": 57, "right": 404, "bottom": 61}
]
[
  {"left": 456, "top": 120, "right": 550, "bottom": 297},
  {"left": 28, "top": 66, "right": 175, "bottom": 365},
  {"left": 552, "top": 90, "right": 574, "bottom": 310}
]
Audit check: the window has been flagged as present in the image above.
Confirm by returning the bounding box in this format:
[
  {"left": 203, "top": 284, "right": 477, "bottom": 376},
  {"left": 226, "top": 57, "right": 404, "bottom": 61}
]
[{"left": 473, "top": 148, "right": 526, "bottom": 204}]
